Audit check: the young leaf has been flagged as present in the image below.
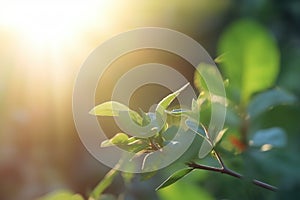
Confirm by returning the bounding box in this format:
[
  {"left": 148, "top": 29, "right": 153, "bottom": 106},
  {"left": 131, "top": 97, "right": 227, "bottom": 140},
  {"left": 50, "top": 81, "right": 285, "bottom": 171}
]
[
  {"left": 155, "top": 168, "right": 193, "bottom": 190},
  {"left": 89, "top": 101, "right": 143, "bottom": 125},
  {"left": 156, "top": 83, "right": 190, "bottom": 117},
  {"left": 110, "top": 133, "right": 129, "bottom": 145},
  {"left": 248, "top": 88, "right": 297, "bottom": 118},
  {"left": 218, "top": 19, "right": 280, "bottom": 103}
]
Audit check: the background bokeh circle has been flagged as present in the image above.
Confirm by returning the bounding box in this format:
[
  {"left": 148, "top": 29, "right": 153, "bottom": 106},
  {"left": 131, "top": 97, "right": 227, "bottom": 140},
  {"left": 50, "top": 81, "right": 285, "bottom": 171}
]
[{"left": 72, "top": 27, "right": 226, "bottom": 172}]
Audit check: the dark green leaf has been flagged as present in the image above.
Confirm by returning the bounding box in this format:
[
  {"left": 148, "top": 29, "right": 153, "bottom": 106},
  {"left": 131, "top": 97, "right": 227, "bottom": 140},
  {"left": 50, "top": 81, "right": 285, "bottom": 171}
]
[
  {"left": 156, "top": 168, "right": 193, "bottom": 190},
  {"left": 248, "top": 88, "right": 297, "bottom": 118},
  {"left": 250, "top": 127, "right": 287, "bottom": 149}
]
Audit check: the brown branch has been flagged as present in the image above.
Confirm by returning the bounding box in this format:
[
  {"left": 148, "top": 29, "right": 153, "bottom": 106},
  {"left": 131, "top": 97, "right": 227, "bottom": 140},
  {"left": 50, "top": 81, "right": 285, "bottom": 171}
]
[{"left": 187, "top": 154, "right": 278, "bottom": 192}]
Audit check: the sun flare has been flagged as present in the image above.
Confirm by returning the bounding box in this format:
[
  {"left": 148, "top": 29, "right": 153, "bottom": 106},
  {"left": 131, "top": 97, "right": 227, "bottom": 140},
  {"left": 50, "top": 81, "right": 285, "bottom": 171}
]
[{"left": 0, "top": 1, "right": 112, "bottom": 49}]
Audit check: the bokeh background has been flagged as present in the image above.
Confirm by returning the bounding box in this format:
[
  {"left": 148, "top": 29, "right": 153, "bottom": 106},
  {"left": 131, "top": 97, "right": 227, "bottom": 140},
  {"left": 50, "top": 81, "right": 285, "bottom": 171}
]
[{"left": 1, "top": 0, "right": 300, "bottom": 199}]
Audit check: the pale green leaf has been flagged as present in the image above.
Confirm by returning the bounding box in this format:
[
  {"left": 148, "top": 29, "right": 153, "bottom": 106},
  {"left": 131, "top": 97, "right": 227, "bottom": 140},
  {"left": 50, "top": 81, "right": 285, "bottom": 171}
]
[
  {"left": 110, "top": 133, "right": 129, "bottom": 145},
  {"left": 89, "top": 101, "right": 143, "bottom": 125},
  {"left": 218, "top": 19, "right": 280, "bottom": 103}
]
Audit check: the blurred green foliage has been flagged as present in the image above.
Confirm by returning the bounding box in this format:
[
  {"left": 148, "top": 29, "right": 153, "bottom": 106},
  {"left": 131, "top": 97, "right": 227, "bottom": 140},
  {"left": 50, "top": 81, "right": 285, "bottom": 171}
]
[{"left": 1, "top": 1, "right": 300, "bottom": 200}]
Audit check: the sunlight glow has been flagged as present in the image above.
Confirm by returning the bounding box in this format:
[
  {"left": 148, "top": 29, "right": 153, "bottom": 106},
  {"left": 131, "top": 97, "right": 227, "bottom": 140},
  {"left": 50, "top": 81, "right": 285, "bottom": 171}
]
[{"left": 0, "top": 1, "right": 111, "bottom": 49}]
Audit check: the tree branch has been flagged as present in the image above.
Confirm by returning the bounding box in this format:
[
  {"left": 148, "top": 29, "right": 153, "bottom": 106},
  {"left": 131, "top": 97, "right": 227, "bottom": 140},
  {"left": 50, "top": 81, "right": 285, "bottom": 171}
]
[{"left": 187, "top": 154, "right": 278, "bottom": 192}]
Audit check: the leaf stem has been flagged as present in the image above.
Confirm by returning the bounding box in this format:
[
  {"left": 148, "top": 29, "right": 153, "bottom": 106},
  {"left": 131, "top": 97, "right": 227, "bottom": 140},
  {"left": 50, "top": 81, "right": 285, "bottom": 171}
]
[{"left": 187, "top": 152, "right": 278, "bottom": 192}]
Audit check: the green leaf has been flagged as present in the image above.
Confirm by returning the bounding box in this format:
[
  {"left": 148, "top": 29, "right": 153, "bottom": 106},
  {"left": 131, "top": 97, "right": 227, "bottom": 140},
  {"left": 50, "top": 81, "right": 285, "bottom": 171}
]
[
  {"left": 218, "top": 19, "right": 280, "bottom": 103},
  {"left": 156, "top": 83, "right": 190, "bottom": 117},
  {"left": 155, "top": 168, "right": 193, "bottom": 190},
  {"left": 248, "top": 88, "right": 297, "bottom": 118},
  {"left": 89, "top": 101, "right": 143, "bottom": 125},
  {"left": 250, "top": 127, "right": 287, "bottom": 149},
  {"left": 37, "top": 191, "right": 84, "bottom": 200},
  {"left": 110, "top": 133, "right": 129, "bottom": 145}
]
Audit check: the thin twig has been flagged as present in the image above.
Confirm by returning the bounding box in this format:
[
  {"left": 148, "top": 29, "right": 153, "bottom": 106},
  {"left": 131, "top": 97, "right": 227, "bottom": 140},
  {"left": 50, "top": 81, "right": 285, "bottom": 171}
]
[{"left": 187, "top": 154, "right": 278, "bottom": 192}]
